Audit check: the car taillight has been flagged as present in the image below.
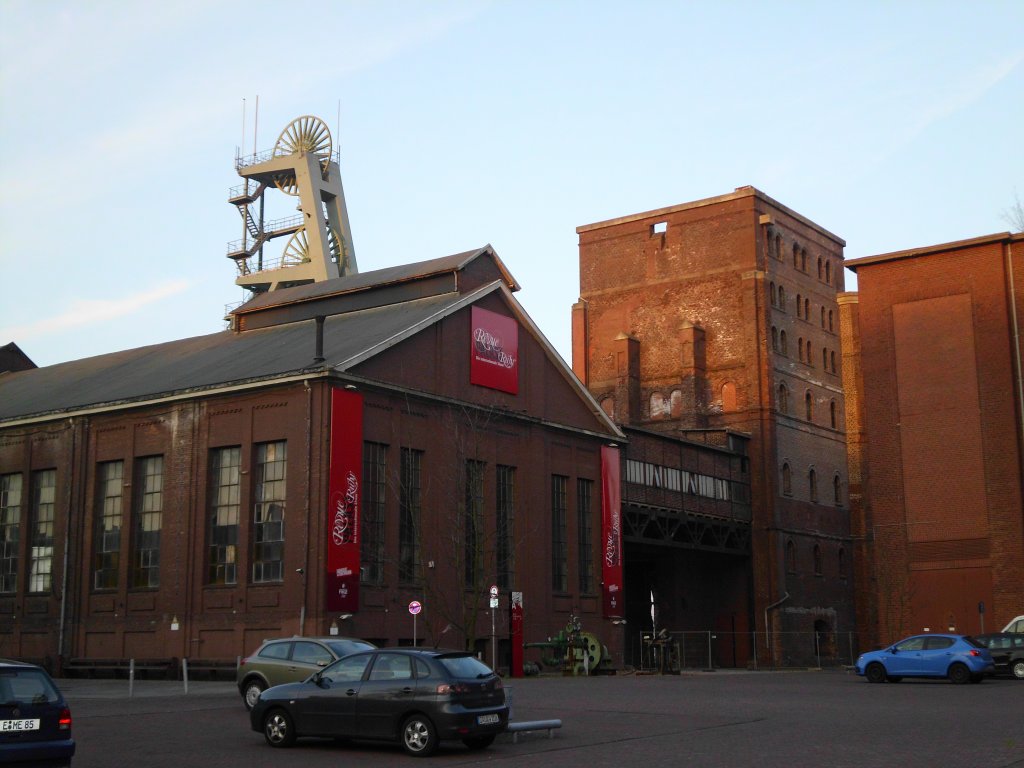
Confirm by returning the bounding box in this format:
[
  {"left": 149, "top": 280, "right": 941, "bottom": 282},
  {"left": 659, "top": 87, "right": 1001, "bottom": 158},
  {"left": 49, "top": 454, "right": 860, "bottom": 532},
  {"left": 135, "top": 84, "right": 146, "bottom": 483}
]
[
  {"left": 58, "top": 708, "right": 72, "bottom": 731},
  {"left": 239, "top": 657, "right": 249, "bottom": 667},
  {"left": 969, "top": 649, "right": 981, "bottom": 657}
]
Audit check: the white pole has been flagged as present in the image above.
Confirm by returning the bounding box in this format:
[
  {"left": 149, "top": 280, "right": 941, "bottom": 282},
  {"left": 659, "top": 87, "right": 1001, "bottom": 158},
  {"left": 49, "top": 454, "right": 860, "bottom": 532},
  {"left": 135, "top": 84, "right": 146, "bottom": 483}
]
[
  {"left": 413, "top": 613, "right": 417, "bottom": 648},
  {"left": 491, "top": 604, "right": 496, "bottom": 670},
  {"left": 182, "top": 658, "right": 189, "bottom": 694},
  {"left": 129, "top": 658, "right": 135, "bottom": 699}
]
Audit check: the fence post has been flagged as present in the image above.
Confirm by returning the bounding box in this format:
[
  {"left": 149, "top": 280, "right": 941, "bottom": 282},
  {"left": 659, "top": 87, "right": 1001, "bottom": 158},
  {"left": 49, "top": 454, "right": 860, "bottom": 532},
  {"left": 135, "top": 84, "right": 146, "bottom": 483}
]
[
  {"left": 182, "top": 657, "right": 189, "bottom": 694},
  {"left": 129, "top": 658, "right": 135, "bottom": 699}
]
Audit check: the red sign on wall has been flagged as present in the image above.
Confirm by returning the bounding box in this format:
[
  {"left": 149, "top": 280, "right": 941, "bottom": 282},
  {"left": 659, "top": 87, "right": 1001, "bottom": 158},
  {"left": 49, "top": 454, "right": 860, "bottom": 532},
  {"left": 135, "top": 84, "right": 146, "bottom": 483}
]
[
  {"left": 470, "top": 306, "right": 519, "bottom": 394},
  {"left": 327, "top": 387, "right": 363, "bottom": 612},
  {"left": 601, "top": 445, "right": 623, "bottom": 619}
]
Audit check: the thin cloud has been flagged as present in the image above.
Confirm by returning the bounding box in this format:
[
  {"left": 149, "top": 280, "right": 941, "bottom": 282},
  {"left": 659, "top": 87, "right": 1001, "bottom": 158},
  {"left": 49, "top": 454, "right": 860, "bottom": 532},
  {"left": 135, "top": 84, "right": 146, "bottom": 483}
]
[{"left": 0, "top": 280, "right": 189, "bottom": 343}]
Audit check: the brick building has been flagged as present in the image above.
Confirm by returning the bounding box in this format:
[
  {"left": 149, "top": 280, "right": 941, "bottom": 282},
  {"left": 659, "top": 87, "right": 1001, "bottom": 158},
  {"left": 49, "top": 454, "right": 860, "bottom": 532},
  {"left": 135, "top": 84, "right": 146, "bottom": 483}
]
[
  {"left": 573, "top": 187, "right": 856, "bottom": 665},
  {"left": 0, "top": 248, "right": 634, "bottom": 672},
  {"left": 843, "top": 232, "right": 1024, "bottom": 645}
]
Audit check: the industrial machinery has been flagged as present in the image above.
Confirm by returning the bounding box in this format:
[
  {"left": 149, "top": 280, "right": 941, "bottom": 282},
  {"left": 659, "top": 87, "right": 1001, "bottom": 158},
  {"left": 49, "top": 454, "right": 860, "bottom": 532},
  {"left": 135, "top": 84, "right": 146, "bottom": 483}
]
[{"left": 525, "top": 614, "right": 612, "bottom": 675}]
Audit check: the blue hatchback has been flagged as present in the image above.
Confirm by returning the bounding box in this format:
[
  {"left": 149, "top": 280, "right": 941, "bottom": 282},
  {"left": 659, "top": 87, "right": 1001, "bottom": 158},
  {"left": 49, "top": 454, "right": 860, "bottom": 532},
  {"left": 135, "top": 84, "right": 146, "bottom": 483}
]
[
  {"left": 0, "top": 660, "right": 76, "bottom": 766},
  {"left": 855, "top": 634, "right": 995, "bottom": 684}
]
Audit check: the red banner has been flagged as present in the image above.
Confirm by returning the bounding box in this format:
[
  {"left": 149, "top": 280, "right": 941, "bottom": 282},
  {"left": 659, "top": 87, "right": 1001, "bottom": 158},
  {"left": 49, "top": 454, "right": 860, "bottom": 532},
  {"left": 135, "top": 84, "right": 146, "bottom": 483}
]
[
  {"left": 327, "top": 387, "right": 363, "bottom": 613},
  {"left": 510, "top": 592, "right": 524, "bottom": 678},
  {"left": 601, "top": 445, "right": 623, "bottom": 619},
  {"left": 470, "top": 306, "right": 519, "bottom": 394}
]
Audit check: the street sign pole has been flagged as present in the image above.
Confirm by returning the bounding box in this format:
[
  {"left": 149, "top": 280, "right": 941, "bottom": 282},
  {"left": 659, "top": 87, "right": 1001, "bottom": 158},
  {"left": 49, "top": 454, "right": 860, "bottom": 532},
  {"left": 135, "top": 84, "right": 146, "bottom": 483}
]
[
  {"left": 409, "top": 600, "right": 422, "bottom": 647},
  {"left": 489, "top": 584, "right": 499, "bottom": 670}
]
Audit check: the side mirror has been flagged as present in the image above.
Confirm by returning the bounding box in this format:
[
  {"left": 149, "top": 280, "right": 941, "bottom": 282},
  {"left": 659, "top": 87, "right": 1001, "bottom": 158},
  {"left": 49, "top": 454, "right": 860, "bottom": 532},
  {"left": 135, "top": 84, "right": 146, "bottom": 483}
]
[{"left": 889, "top": 647, "right": 898, "bottom": 654}]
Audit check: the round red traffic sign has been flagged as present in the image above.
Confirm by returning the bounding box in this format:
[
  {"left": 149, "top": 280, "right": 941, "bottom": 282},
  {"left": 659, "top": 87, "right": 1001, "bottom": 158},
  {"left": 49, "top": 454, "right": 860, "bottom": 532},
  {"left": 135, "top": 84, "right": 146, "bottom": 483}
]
[
  {"left": 408, "top": 600, "right": 422, "bottom": 615},
  {"left": 489, "top": 584, "right": 499, "bottom": 597}
]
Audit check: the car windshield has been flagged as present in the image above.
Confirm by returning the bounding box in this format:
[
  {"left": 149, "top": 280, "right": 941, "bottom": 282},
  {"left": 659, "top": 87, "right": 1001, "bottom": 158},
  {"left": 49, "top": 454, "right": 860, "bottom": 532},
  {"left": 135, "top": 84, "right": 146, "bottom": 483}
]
[
  {"left": 0, "top": 668, "right": 61, "bottom": 706},
  {"left": 438, "top": 654, "right": 495, "bottom": 679},
  {"left": 327, "top": 639, "right": 375, "bottom": 657}
]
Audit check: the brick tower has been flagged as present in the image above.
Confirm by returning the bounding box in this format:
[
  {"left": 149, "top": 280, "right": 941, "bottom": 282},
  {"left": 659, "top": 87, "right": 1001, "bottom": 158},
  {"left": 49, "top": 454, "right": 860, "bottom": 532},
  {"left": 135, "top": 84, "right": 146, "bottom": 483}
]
[{"left": 573, "top": 186, "right": 856, "bottom": 664}]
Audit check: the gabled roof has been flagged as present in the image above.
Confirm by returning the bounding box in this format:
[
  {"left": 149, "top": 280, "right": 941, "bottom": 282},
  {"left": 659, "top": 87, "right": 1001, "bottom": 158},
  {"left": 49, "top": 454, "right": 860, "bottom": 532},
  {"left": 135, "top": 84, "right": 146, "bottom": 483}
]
[
  {"left": 0, "top": 274, "right": 623, "bottom": 439},
  {"left": 0, "top": 342, "right": 36, "bottom": 373}
]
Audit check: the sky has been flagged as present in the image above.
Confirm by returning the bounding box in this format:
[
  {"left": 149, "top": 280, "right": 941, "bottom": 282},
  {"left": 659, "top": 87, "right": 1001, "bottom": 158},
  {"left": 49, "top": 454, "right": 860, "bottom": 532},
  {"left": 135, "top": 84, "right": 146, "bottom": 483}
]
[{"left": 1, "top": 1, "right": 1022, "bottom": 368}]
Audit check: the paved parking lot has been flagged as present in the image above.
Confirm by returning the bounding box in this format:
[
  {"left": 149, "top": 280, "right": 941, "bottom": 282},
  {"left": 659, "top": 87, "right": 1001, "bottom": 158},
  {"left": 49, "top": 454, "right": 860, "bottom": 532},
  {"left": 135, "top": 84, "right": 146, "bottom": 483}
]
[{"left": 59, "top": 670, "right": 1024, "bottom": 767}]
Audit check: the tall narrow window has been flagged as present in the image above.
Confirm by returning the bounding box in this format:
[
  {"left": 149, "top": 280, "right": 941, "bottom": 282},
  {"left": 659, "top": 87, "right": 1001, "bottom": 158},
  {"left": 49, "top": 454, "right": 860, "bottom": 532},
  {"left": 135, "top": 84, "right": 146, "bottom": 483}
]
[
  {"left": 828, "top": 310, "right": 834, "bottom": 332},
  {"left": 806, "top": 339, "right": 813, "bottom": 365},
  {"left": 780, "top": 330, "right": 788, "bottom": 355},
  {"left": 361, "top": 442, "right": 387, "bottom": 585},
  {"left": 496, "top": 465, "right": 516, "bottom": 591},
  {"left": 798, "top": 338, "right": 805, "bottom": 362},
  {"left": 820, "top": 307, "right": 826, "bottom": 328},
  {"left": 770, "top": 282, "right": 777, "bottom": 306},
  {"left": 796, "top": 293, "right": 803, "bottom": 318},
  {"left": 786, "top": 539, "right": 796, "bottom": 572},
  {"left": 804, "top": 298, "right": 810, "bottom": 319},
  {"left": 801, "top": 249, "right": 807, "bottom": 271},
  {"left": 834, "top": 474, "right": 842, "bottom": 506},
  {"left": 577, "top": 478, "right": 594, "bottom": 594},
  {"left": 792, "top": 243, "right": 799, "bottom": 267},
  {"left": 778, "top": 383, "right": 789, "bottom": 415},
  {"left": 782, "top": 463, "right": 792, "bottom": 496},
  {"left": 131, "top": 457, "right": 163, "bottom": 588},
  {"left": 805, "top": 391, "right": 813, "bottom": 421},
  {"left": 208, "top": 447, "right": 240, "bottom": 585},
  {"left": 830, "top": 400, "right": 838, "bottom": 429},
  {"left": 771, "top": 326, "right": 778, "bottom": 351},
  {"left": 825, "top": 260, "right": 832, "bottom": 284},
  {"left": 822, "top": 347, "right": 829, "bottom": 370},
  {"left": 551, "top": 475, "right": 568, "bottom": 592},
  {"left": 813, "top": 544, "right": 822, "bottom": 575},
  {"left": 778, "top": 286, "right": 786, "bottom": 310},
  {"left": 775, "top": 234, "right": 781, "bottom": 260},
  {"left": 817, "top": 257, "right": 823, "bottom": 279},
  {"left": 30, "top": 470, "right": 56, "bottom": 593},
  {"left": 94, "top": 461, "right": 124, "bottom": 590},
  {"left": 464, "top": 460, "right": 485, "bottom": 587},
  {"left": 809, "top": 469, "right": 818, "bottom": 503},
  {"left": 399, "top": 448, "right": 423, "bottom": 584},
  {"left": 1, "top": 474, "right": 23, "bottom": 594},
  {"left": 830, "top": 350, "right": 837, "bottom": 373},
  {"left": 252, "top": 441, "right": 286, "bottom": 583}
]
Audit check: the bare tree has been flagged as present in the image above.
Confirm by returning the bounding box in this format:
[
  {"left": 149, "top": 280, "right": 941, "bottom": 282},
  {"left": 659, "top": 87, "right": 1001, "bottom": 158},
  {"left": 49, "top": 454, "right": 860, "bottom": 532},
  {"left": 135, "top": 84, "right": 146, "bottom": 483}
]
[{"left": 1002, "top": 191, "right": 1024, "bottom": 233}]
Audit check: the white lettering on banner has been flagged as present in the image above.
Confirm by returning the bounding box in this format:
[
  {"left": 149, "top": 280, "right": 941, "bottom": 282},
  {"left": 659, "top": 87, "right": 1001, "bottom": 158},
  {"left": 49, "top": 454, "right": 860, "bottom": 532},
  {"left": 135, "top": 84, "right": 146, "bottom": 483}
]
[
  {"left": 604, "top": 506, "right": 620, "bottom": 566},
  {"left": 473, "top": 327, "right": 516, "bottom": 369},
  {"left": 332, "top": 470, "right": 359, "bottom": 546},
  {"left": 336, "top": 567, "right": 353, "bottom": 577}
]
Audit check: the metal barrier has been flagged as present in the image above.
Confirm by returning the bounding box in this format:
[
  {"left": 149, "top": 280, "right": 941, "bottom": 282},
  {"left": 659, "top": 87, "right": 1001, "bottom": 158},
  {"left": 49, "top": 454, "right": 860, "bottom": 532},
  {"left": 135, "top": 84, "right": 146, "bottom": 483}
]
[{"left": 631, "top": 630, "right": 866, "bottom": 671}]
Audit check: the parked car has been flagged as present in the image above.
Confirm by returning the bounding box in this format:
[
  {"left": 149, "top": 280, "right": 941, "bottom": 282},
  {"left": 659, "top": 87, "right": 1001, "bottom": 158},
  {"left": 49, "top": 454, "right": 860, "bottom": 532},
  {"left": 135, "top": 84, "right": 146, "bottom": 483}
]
[
  {"left": 237, "top": 636, "right": 376, "bottom": 709},
  {"left": 972, "top": 633, "right": 1024, "bottom": 679},
  {"left": 250, "top": 648, "right": 509, "bottom": 756},
  {"left": 0, "top": 660, "right": 76, "bottom": 766},
  {"left": 855, "top": 634, "right": 995, "bottom": 684},
  {"left": 1001, "top": 615, "right": 1024, "bottom": 633}
]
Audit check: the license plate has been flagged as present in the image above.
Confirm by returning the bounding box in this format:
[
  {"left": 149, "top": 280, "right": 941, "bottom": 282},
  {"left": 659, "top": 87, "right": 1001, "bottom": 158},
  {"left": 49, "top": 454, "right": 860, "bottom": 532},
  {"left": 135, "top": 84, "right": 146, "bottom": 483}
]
[
  {"left": 477, "top": 713, "right": 500, "bottom": 725},
  {"left": 1, "top": 719, "right": 40, "bottom": 732}
]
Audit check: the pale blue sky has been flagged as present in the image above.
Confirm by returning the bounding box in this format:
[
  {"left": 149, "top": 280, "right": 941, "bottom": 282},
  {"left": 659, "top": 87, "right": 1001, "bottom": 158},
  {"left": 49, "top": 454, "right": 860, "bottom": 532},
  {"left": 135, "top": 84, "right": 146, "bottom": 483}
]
[{"left": 2, "top": 1, "right": 1022, "bottom": 368}]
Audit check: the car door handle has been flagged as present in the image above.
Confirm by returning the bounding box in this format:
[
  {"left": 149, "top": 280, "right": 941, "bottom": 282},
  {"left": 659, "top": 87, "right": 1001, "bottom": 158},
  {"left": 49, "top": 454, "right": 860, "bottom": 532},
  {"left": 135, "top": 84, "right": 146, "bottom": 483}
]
[
  {"left": 401, "top": 687, "right": 413, "bottom": 694},
  {"left": 346, "top": 689, "right": 357, "bottom": 696}
]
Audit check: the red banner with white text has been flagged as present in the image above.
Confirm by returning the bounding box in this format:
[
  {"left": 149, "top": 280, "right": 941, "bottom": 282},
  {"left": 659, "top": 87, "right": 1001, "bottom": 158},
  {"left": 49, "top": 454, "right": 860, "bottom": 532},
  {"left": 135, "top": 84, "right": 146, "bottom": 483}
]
[
  {"left": 601, "top": 445, "right": 623, "bottom": 618},
  {"left": 327, "top": 387, "right": 363, "bottom": 613},
  {"left": 470, "top": 306, "right": 519, "bottom": 394}
]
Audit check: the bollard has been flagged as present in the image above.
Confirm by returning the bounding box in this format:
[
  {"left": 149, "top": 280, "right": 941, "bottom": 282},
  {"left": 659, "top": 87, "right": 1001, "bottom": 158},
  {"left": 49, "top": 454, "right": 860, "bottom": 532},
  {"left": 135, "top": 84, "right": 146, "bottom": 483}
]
[
  {"left": 182, "top": 657, "right": 189, "bottom": 694},
  {"left": 129, "top": 658, "right": 135, "bottom": 698}
]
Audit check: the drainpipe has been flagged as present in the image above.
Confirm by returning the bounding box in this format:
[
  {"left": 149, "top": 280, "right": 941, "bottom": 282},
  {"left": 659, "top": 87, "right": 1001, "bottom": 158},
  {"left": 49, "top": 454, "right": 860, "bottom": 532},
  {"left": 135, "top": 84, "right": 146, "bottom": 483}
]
[
  {"left": 1006, "top": 240, "right": 1024, "bottom": 476},
  {"left": 57, "top": 418, "right": 77, "bottom": 670},
  {"left": 764, "top": 592, "right": 790, "bottom": 664}
]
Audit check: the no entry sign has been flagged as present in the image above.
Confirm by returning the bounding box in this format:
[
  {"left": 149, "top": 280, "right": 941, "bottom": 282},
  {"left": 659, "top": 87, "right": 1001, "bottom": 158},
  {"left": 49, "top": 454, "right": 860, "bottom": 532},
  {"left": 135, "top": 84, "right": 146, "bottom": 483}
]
[{"left": 408, "top": 600, "right": 422, "bottom": 615}]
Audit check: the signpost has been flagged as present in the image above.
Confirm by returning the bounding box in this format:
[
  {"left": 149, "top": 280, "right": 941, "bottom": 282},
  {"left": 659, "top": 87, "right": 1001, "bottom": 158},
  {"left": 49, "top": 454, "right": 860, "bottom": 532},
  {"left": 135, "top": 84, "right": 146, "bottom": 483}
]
[
  {"left": 409, "top": 600, "right": 422, "bottom": 647},
  {"left": 489, "top": 585, "right": 499, "bottom": 671}
]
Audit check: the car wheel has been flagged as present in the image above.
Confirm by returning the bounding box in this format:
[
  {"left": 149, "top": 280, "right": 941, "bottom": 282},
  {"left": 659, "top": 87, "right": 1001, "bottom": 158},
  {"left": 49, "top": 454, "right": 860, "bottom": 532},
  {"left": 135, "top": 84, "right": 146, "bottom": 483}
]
[
  {"left": 401, "top": 714, "right": 438, "bottom": 757},
  {"left": 243, "top": 678, "right": 267, "bottom": 710},
  {"left": 463, "top": 734, "right": 496, "bottom": 750},
  {"left": 886, "top": 676, "right": 902, "bottom": 683},
  {"left": 1012, "top": 660, "right": 1024, "bottom": 680},
  {"left": 263, "top": 708, "right": 296, "bottom": 748},
  {"left": 865, "top": 662, "right": 887, "bottom": 683},
  {"left": 947, "top": 663, "right": 971, "bottom": 685}
]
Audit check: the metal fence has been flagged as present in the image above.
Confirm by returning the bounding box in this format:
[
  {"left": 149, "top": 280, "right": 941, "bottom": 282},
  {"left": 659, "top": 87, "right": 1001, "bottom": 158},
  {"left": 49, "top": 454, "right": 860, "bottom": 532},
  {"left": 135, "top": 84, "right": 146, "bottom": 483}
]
[{"left": 628, "top": 630, "right": 866, "bottom": 672}]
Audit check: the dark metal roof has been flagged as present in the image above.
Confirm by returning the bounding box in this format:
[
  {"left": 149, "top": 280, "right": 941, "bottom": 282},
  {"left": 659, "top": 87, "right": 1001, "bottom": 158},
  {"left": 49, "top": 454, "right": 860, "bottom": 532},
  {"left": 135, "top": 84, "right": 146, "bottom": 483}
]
[
  {"left": 0, "top": 291, "right": 470, "bottom": 423},
  {"left": 233, "top": 245, "right": 519, "bottom": 315}
]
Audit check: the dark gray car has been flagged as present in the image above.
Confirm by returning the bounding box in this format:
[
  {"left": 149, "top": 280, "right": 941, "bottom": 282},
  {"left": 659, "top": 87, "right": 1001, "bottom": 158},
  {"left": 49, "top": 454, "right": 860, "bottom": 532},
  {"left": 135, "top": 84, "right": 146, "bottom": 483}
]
[{"left": 250, "top": 648, "right": 508, "bottom": 756}]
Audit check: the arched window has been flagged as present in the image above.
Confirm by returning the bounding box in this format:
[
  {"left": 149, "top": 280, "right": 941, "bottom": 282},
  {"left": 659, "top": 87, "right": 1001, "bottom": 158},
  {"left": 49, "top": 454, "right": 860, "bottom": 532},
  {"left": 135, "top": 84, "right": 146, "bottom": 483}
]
[
  {"left": 793, "top": 243, "right": 800, "bottom": 268},
  {"left": 809, "top": 469, "right": 818, "bottom": 502},
  {"left": 804, "top": 298, "right": 810, "bottom": 319},
  {"left": 766, "top": 228, "right": 774, "bottom": 258},
  {"left": 833, "top": 474, "right": 842, "bottom": 506},
  {"left": 838, "top": 546, "right": 846, "bottom": 578},
  {"left": 798, "top": 337, "right": 805, "bottom": 362},
  {"left": 830, "top": 350, "right": 837, "bottom": 372},
  {"left": 650, "top": 392, "right": 669, "bottom": 419},
  {"left": 830, "top": 400, "right": 837, "bottom": 429},
  {"left": 778, "top": 286, "right": 786, "bottom": 310},
  {"left": 813, "top": 544, "right": 822, "bottom": 575},
  {"left": 825, "top": 260, "right": 832, "bottom": 284},
  {"left": 817, "top": 257, "right": 823, "bottom": 279},
  {"left": 805, "top": 391, "right": 813, "bottom": 421},
  {"left": 775, "top": 234, "right": 782, "bottom": 260},
  {"left": 722, "top": 382, "right": 737, "bottom": 412},
  {"left": 820, "top": 306, "right": 826, "bottom": 328},
  {"left": 670, "top": 390, "right": 683, "bottom": 418},
  {"left": 778, "top": 383, "right": 789, "bottom": 414},
  {"left": 828, "top": 310, "right": 834, "bottom": 332},
  {"left": 780, "top": 330, "right": 788, "bottom": 356},
  {"left": 796, "top": 293, "right": 802, "bottom": 318},
  {"left": 822, "top": 347, "right": 828, "bottom": 369},
  {"left": 771, "top": 326, "right": 779, "bottom": 351},
  {"left": 806, "top": 339, "right": 813, "bottom": 365},
  {"left": 786, "top": 538, "right": 796, "bottom": 571},
  {"left": 801, "top": 248, "right": 808, "bottom": 271},
  {"left": 770, "top": 281, "right": 777, "bottom": 306}
]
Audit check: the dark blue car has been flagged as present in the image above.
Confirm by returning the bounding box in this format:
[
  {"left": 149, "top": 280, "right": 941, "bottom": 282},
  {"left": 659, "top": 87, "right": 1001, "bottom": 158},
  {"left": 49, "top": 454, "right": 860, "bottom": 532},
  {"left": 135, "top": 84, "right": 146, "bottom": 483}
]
[
  {"left": 855, "top": 634, "right": 995, "bottom": 684},
  {"left": 0, "top": 660, "right": 76, "bottom": 766}
]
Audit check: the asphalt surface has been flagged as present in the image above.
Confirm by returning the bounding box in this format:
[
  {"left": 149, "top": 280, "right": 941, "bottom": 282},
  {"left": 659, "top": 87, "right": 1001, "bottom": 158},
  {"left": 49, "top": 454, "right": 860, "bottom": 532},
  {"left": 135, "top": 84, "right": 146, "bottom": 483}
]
[{"left": 53, "top": 670, "right": 1024, "bottom": 767}]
